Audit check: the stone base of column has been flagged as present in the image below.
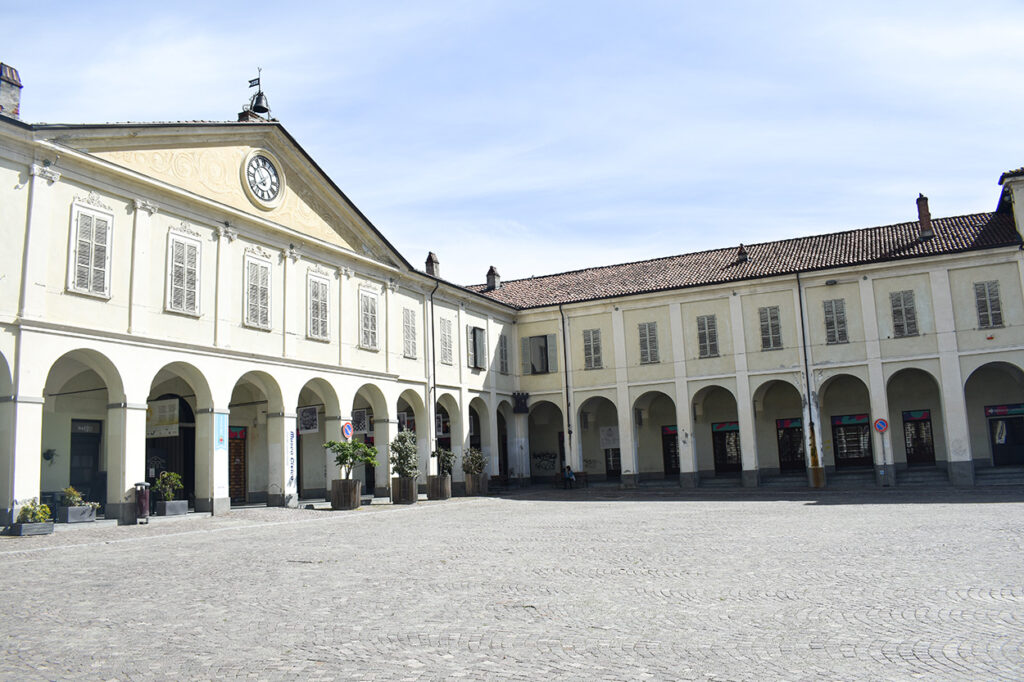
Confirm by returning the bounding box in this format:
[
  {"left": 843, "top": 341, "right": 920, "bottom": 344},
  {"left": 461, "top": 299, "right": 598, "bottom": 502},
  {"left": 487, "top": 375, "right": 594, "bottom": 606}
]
[
  {"left": 875, "top": 465, "right": 896, "bottom": 487},
  {"left": 619, "top": 474, "right": 638, "bottom": 489},
  {"left": 741, "top": 469, "right": 759, "bottom": 488},
  {"left": 105, "top": 502, "right": 137, "bottom": 526},
  {"left": 948, "top": 460, "right": 975, "bottom": 487},
  {"left": 678, "top": 472, "right": 699, "bottom": 488},
  {"left": 452, "top": 481, "right": 467, "bottom": 497},
  {"left": 195, "top": 497, "right": 231, "bottom": 514},
  {"left": 267, "top": 493, "right": 298, "bottom": 508},
  {"left": 807, "top": 466, "right": 826, "bottom": 488}
]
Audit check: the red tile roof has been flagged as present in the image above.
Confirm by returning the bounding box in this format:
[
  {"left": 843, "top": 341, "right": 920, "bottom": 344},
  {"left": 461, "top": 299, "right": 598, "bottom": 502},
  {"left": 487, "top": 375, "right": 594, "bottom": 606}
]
[
  {"left": 466, "top": 211, "right": 1020, "bottom": 309},
  {"left": 1000, "top": 167, "right": 1024, "bottom": 183}
]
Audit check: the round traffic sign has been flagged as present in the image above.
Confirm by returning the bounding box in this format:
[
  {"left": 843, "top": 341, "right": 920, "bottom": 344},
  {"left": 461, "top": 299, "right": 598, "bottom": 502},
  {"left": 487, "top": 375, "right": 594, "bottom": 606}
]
[
  {"left": 873, "top": 418, "right": 888, "bottom": 433},
  {"left": 342, "top": 422, "right": 353, "bottom": 439}
]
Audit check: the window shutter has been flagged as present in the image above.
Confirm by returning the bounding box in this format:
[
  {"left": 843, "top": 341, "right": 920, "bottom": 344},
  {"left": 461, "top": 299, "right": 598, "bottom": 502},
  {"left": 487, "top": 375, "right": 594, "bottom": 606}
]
[
  {"left": 258, "top": 262, "right": 269, "bottom": 328},
  {"left": 975, "top": 282, "right": 990, "bottom": 328},
  {"left": 770, "top": 308, "right": 780, "bottom": 348},
  {"left": 707, "top": 316, "right": 718, "bottom": 356},
  {"left": 75, "top": 213, "right": 93, "bottom": 291},
  {"left": 988, "top": 282, "right": 1003, "bottom": 327},
  {"left": 308, "top": 280, "right": 319, "bottom": 339},
  {"left": 521, "top": 337, "right": 531, "bottom": 375},
  {"left": 648, "top": 322, "right": 659, "bottom": 362},
  {"left": 368, "top": 295, "right": 377, "bottom": 348},
  {"left": 639, "top": 323, "right": 650, "bottom": 364},
  {"left": 823, "top": 300, "right": 836, "bottom": 344},
  {"left": 904, "top": 292, "right": 917, "bottom": 336},
  {"left": 583, "top": 330, "right": 593, "bottom": 369},
  {"left": 890, "top": 291, "right": 905, "bottom": 337},
  {"left": 474, "top": 328, "right": 486, "bottom": 369},
  {"left": 184, "top": 241, "right": 198, "bottom": 313},
  {"left": 697, "top": 316, "right": 708, "bottom": 357},
  {"left": 246, "top": 261, "right": 260, "bottom": 326},
  {"left": 466, "top": 326, "right": 475, "bottom": 368},
  {"left": 91, "top": 216, "right": 109, "bottom": 295},
  {"left": 592, "top": 329, "right": 602, "bottom": 368},
  {"left": 759, "top": 308, "right": 771, "bottom": 349},
  {"left": 170, "top": 239, "right": 186, "bottom": 311},
  {"left": 440, "top": 318, "right": 452, "bottom": 364},
  {"left": 546, "top": 333, "right": 558, "bottom": 373},
  {"left": 834, "top": 299, "right": 847, "bottom": 343},
  {"left": 403, "top": 308, "right": 416, "bottom": 358},
  {"left": 499, "top": 334, "right": 508, "bottom": 373}
]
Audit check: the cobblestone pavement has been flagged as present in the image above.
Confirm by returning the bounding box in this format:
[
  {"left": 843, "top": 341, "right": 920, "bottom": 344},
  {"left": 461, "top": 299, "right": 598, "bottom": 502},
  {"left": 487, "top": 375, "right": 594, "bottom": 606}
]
[{"left": 2, "top": 487, "right": 1023, "bottom": 681}]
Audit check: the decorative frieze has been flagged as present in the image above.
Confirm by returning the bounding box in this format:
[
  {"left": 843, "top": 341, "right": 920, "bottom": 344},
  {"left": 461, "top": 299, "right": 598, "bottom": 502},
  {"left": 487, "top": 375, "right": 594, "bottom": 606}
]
[
  {"left": 73, "top": 191, "right": 113, "bottom": 212},
  {"left": 132, "top": 198, "right": 159, "bottom": 215},
  {"left": 245, "top": 245, "right": 273, "bottom": 261},
  {"left": 309, "top": 263, "right": 330, "bottom": 278},
  {"left": 216, "top": 224, "right": 237, "bottom": 242},
  {"left": 30, "top": 163, "right": 61, "bottom": 184},
  {"left": 170, "top": 220, "right": 202, "bottom": 239}
]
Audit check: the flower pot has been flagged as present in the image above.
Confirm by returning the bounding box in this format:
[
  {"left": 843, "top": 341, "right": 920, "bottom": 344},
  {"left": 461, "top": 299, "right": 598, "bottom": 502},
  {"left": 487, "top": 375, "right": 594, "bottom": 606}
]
[
  {"left": 56, "top": 506, "right": 97, "bottom": 524},
  {"left": 391, "top": 476, "right": 418, "bottom": 505},
  {"left": 156, "top": 500, "right": 188, "bottom": 516},
  {"left": 331, "top": 479, "right": 362, "bottom": 510},
  {"left": 427, "top": 474, "right": 452, "bottom": 500},
  {"left": 6, "top": 522, "right": 54, "bottom": 536},
  {"left": 465, "top": 472, "right": 488, "bottom": 496}
]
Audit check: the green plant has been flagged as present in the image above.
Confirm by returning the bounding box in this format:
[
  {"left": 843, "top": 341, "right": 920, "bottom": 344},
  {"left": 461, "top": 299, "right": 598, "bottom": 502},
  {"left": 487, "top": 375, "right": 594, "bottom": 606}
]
[
  {"left": 431, "top": 447, "right": 455, "bottom": 477},
  {"left": 324, "top": 439, "right": 378, "bottom": 479},
  {"left": 462, "top": 447, "right": 486, "bottom": 475},
  {"left": 61, "top": 486, "right": 100, "bottom": 510},
  {"left": 154, "top": 471, "right": 184, "bottom": 502},
  {"left": 389, "top": 430, "right": 419, "bottom": 479},
  {"left": 16, "top": 498, "right": 51, "bottom": 524}
]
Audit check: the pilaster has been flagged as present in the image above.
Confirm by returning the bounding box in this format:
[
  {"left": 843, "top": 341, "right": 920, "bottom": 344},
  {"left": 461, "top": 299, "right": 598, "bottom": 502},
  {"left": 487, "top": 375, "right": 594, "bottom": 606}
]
[
  {"left": 611, "top": 307, "right": 637, "bottom": 487},
  {"left": 266, "top": 412, "right": 298, "bottom": 507},
  {"left": 195, "top": 408, "right": 230, "bottom": 514},
  {"left": 18, "top": 164, "right": 61, "bottom": 319},
  {"left": 859, "top": 276, "right": 893, "bottom": 486},
  {"left": 929, "top": 269, "right": 973, "bottom": 486},
  {"left": 127, "top": 198, "right": 158, "bottom": 335},
  {"left": 729, "top": 294, "right": 758, "bottom": 487},
  {"left": 105, "top": 402, "right": 148, "bottom": 524},
  {"left": 214, "top": 224, "right": 236, "bottom": 349},
  {"left": 669, "top": 303, "right": 697, "bottom": 487}
]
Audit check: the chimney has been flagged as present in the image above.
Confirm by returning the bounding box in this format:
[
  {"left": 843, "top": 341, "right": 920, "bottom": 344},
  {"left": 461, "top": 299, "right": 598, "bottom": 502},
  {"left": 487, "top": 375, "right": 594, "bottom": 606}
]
[
  {"left": 0, "top": 64, "right": 23, "bottom": 120},
  {"left": 425, "top": 252, "right": 440, "bottom": 278},
  {"left": 736, "top": 243, "right": 748, "bottom": 263},
  {"left": 917, "top": 193, "right": 933, "bottom": 239},
  {"left": 486, "top": 265, "right": 501, "bottom": 290}
]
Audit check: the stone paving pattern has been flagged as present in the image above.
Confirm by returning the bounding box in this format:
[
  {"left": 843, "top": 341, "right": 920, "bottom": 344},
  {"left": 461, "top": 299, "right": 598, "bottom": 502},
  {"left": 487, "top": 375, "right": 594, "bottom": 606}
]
[{"left": 1, "top": 487, "right": 1023, "bottom": 680}]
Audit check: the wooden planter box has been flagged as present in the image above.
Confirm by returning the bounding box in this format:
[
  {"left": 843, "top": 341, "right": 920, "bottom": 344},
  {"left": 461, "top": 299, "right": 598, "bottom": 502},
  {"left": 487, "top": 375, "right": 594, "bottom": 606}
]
[
  {"left": 391, "top": 477, "right": 418, "bottom": 505},
  {"left": 156, "top": 500, "right": 188, "bottom": 516},
  {"left": 465, "top": 472, "right": 488, "bottom": 496},
  {"left": 6, "top": 522, "right": 54, "bottom": 536},
  {"left": 56, "top": 506, "right": 96, "bottom": 524},
  {"left": 331, "top": 479, "right": 362, "bottom": 510},
  {"left": 427, "top": 474, "right": 452, "bottom": 500}
]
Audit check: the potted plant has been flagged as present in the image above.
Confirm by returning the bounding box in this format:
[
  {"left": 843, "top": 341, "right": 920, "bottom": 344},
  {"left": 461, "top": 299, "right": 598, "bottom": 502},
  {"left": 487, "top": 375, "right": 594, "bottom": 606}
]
[
  {"left": 463, "top": 447, "right": 488, "bottom": 496},
  {"left": 56, "top": 486, "right": 99, "bottom": 523},
  {"left": 428, "top": 447, "right": 454, "bottom": 500},
  {"left": 389, "top": 430, "right": 419, "bottom": 504},
  {"left": 6, "top": 498, "right": 54, "bottom": 536},
  {"left": 153, "top": 471, "right": 186, "bottom": 516},
  {"left": 324, "top": 439, "right": 378, "bottom": 510}
]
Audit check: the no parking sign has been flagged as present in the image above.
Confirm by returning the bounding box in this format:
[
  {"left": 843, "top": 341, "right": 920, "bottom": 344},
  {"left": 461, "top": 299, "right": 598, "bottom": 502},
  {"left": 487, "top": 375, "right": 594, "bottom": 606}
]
[
  {"left": 342, "top": 422, "right": 354, "bottom": 439},
  {"left": 873, "top": 418, "right": 888, "bottom": 433}
]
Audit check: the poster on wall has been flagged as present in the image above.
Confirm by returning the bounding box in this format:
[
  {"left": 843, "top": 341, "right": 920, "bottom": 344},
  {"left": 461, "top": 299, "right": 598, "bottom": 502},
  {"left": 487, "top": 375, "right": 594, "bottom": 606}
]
[
  {"left": 599, "top": 426, "right": 619, "bottom": 449},
  {"left": 146, "top": 398, "right": 179, "bottom": 438},
  {"left": 352, "top": 409, "right": 368, "bottom": 434},
  {"left": 298, "top": 406, "right": 319, "bottom": 435}
]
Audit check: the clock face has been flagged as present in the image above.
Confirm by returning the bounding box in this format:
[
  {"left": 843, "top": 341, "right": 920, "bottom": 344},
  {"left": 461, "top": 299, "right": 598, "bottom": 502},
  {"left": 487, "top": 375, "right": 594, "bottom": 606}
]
[{"left": 246, "top": 154, "right": 281, "bottom": 203}]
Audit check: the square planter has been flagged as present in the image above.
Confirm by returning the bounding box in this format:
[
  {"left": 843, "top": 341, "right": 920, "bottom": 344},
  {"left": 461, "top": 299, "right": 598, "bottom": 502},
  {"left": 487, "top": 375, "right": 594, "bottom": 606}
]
[
  {"left": 6, "top": 522, "right": 54, "bottom": 536},
  {"left": 465, "top": 472, "right": 489, "bottom": 496},
  {"left": 56, "top": 506, "right": 97, "bottom": 524},
  {"left": 391, "top": 477, "right": 418, "bottom": 505},
  {"left": 331, "top": 479, "right": 362, "bottom": 510},
  {"left": 156, "top": 500, "right": 188, "bottom": 516},
  {"left": 427, "top": 474, "right": 452, "bottom": 500}
]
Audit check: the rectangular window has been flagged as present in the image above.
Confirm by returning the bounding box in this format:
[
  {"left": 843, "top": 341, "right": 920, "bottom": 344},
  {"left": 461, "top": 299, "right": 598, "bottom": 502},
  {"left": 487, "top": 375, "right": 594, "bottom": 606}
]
[
  {"left": 68, "top": 205, "right": 114, "bottom": 298},
  {"left": 167, "top": 234, "right": 200, "bottom": 315},
  {"left": 467, "top": 326, "right": 486, "bottom": 370},
  {"left": 583, "top": 328, "right": 603, "bottom": 369},
  {"left": 975, "top": 280, "right": 1003, "bottom": 329},
  {"left": 697, "top": 315, "right": 718, "bottom": 358},
  {"left": 244, "top": 256, "right": 271, "bottom": 330},
  {"left": 890, "top": 290, "right": 919, "bottom": 338},
  {"left": 522, "top": 334, "right": 558, "bottom": 374},
  {"left": 403, "top": 307, "right": 417, "bottom": 359},
  {"left": 638, "top": 322, "right": 659, "bottom": 364},
  {"left": 758, "top": 306, "right": 782, "bottom": 350},
  {"left": 499, "top": 334, "right": 509, "bottom": 374},
  {"left": 307, "top": 275, "right": 329, "bottom": 341},
  {"left": 823, "top": 298, "right": 848, "bottom": 344},
  {"left": 359, "top": 290, "right": 378, "bottom": 350},
  {"left": 440, "top": 318, "right": 453, "bottom": 365}
]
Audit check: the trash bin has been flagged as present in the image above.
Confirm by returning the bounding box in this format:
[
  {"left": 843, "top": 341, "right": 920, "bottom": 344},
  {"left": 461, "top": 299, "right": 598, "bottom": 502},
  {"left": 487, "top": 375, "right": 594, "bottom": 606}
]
[{"left": 134, "top": 482, "right": 150, "bottom": 524}]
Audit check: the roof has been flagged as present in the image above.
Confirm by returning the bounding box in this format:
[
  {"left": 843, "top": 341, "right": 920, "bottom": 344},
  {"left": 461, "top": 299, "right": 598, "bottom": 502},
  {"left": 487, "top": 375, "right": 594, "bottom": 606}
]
[
  {"left": 1000, "top": 167, "right": 1024, "bottom": 183},
  {"left": 467, "top": 211, "right": 1021, "bottom": 309}
]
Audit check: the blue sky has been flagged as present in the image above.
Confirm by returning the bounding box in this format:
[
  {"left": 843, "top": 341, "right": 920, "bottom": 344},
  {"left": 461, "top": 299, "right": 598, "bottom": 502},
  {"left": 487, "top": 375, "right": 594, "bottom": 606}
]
[{"left": 6, "top": 2, "right": 1024, "bottom": 284}]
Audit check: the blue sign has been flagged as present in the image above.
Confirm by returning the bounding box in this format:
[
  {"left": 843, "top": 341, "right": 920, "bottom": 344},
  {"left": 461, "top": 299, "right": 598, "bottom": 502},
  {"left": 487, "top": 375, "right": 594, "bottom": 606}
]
[
  {"left": 342, "top": 422, "right": 354, "bottom": 439},
  {"left": 873, "top": 418, "right": 888, "bottom": 433}
]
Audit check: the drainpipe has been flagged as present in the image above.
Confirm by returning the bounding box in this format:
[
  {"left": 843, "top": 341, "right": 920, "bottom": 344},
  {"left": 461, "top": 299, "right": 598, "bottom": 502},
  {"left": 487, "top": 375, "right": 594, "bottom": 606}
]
[
  {"left": 796, "top": 272, "right": 825, "bottom": 488},
  {"left": 429, "top": 280, "right": 440, "bottom": 461},
  {"left": 559, "top": 304, "right": 572, "bottom": 466}
]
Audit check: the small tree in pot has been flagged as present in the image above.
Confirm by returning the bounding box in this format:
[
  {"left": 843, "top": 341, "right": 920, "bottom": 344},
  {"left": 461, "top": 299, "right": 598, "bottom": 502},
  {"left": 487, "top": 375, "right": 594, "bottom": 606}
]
[
  {"left": 57, "top": 485, "right": 99, "bottom": 523},
  {"left": 324, "top": 439, "right": 378, "bottom": 510},
  {"left": 389, "top": 430, "right": 419, "bottom": 504},
  {"left": 428, "top": 447, "right": 454, "bottom": 500},
  {"left": 153, "top": 471, "right": 186, "bottom": 516},
  {"left": 6, "top": 498, "right": 54, "bottom": 536},
  {"left": 462, "top": 447, "right": 488, "bottom": 496}
]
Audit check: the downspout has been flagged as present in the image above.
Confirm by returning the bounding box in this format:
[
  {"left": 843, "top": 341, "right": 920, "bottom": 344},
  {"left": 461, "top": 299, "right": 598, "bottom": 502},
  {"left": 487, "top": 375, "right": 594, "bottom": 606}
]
[
  {"left": 429, "top": 280, "right": 440, "bottom": 460},
  {"left": 559, "top": 304, "right": 572, "bottom": 464},
  {"left": 796, "top": 272, "right": 824, "bottom": 486}
]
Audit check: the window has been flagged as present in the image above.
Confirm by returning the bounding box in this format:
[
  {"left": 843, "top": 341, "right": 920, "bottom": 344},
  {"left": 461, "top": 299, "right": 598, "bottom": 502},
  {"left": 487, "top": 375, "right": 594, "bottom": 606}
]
[
  {"left": 467, "top": 325, "right": 486, "bottom": 370},
  {"left": 440, "top": 318, "right": 453, "bottom": 365},
  {"left": 244, "top": 256, "right": 271, "bottom": 330},
  {"left": 638, "top": 322, "right": 659, "bottom": 364},
  {"left": 758, "top": 306, "right": 782, "bottom": 350},
  {"left": 823, "top": 298, "right": 848, "bottom": 344},
  {"left": 975, "top": 281, "right": 1003, "bottom": 329},
  {"left": 522, "top": 334, "right": 557, "bottom": 374},
  {"left": 697, "top": 315, "right": 718, "bottom": 358},
  {"left": 166, "top": 233, "right": 200, "bottom": 315},
  {"left": 499, "top": 334, "right": 509, "bottom": 374},
  {"left": 359, "top": 289, "right": 378, "bottom": 350},
  {"left": 307, "top": 274, "right": 329, "bottom": 341},
  {"left": 583, "top": 328, "right": 602, "bottom": 369},
  {"left": 890, "top": 290, "right": 919, "bottom": 338},
  {"left": 68, "top": 204, "right": 113, "bottom": 298},
  {"left": 402, "top": 307, "right": 416, "bottom": 358}
]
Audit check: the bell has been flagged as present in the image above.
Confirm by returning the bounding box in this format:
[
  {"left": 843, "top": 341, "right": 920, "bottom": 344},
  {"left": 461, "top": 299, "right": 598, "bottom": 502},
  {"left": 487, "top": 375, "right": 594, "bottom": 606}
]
[{"left": 251, "top": 92, "right": 270, "bottom": 114}]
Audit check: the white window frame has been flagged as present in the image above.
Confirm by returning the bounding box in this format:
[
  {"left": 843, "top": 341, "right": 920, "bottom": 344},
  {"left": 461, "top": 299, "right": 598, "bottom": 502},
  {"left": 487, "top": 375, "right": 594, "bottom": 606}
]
[
  {"left": 243, "top": 253, "right": 272, "bottom": 331},
  {"left": 165, "top": 231, "right": 202, "bottom": 317},
  {"left": 67, "top": 202, "right": 114, "bottom": 299},
  {"left": 758, "top": 305, "right": 783, "bottom": 350},
  {"left": 823, "top": 298, "right": 848, "bottom": 344},
  {"left": 583, "top": 328, "right": 602, "bottom": 370},
  {"left": 890, "top": 290, "right": 919, "bottom": 338},
  {"left": 697, "top": 314, "right": 719, "bottom": 358},
  {"left": 402, "top": 307, "right": 417, "bottom": 359},
  {"left": 359, "top": 287, "right": 379, "bottom": 351},
  {"left": 638, "top": 322, "right": 659, "bottom": 364},
  {"left": 499, "top": 334, "right": 509, "bottom": 374},
  {"left": 975, "top": 280, "right": 1003, "bottom": 329},
  {"left": 440, "top": 317, "right": 453, "bottom": 365},
  {"left": 307, "top": 272, "right": 330, "bottom": 342}
]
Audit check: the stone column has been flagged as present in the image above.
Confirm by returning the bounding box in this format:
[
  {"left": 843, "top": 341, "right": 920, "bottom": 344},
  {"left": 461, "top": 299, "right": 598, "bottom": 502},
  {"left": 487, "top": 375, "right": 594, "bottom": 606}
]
[
  {"left": 323, "top": 415, "right": 344, "bottom": 486},
  {"left": 611, "top": 308, "right": 637, "bottom": 487},
  {"left": 729, "top": 295, "right": 758, "bottom": 487},
  {"left": 859, "top": 277, "right": 894, "bottom": 486},
  {"left": 3, "top": 396, "right": 43, "bottom": 524},
  {"left": 930, "top": 269, "right": 973, "bottom": 486},
  {"left": 375, "top": 417, "right": 394, "bottom": 498},
  {"left": 794, "top": 283, "right": 825, "bottom": 488},
  {"left": 513, "top": 411, "right": 530, "bottom": 485},
  {"left": 266, "top": 412, "right": 298, "bottom": 507},
  {"left": 194, "top": 408, "right": 230, "bottom": 514},
  {"left": 105, "top": 402, "right": 148, "bottom": 524}
]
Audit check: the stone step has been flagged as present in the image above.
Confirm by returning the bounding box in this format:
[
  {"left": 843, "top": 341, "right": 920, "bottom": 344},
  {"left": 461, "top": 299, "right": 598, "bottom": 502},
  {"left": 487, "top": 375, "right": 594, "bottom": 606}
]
[
  {"left": 827, "top": 471, "right": 877, "bottom": 488},
  {"left": 895, "top": 468, "right": 951, "bottom": 486},
  {"left": 760, "top": 474, "right": 809, "bottom": 488},
  {"left": 975, "top": 465, "right": 1024, "bottom": 486},
  {"left": 698, "top": 476, "right": 743, "bottom": 488}
]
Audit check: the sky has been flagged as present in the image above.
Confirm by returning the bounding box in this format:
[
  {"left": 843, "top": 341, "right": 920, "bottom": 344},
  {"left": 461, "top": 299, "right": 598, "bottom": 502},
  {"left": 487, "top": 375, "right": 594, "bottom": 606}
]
[{"left": 5, "top": 1, "right": 1024, "bottom": 285}]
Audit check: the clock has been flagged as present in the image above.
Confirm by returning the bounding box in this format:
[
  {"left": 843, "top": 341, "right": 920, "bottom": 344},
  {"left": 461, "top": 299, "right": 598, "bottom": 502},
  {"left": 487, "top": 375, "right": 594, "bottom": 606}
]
[{"left": 241, "top": 149, "right": 285, "bottom": 209}]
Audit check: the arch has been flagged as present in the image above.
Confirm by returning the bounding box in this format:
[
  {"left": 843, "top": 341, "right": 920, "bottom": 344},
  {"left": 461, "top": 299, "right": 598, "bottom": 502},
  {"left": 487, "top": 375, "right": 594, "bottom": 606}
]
[
  {"left": 496, "top": 400, "right": 514, "bottom": 482},
  {"left": 751, "top": 379, "right": 805, "bottom": 475},
  {"left": 632, "top": 390, "right": 678, "bottom": 480},
  {"left": 578, "top": 395, "right": 620, "bottom": 481},
  {"left": 397, "top": 387, "right": 429, "bottom": 486},
  {"left": 352, "top": 383, "right": 392, "bottom": 497},
  {"left": 227, "top": 370, "right": 286, "bottom": 506},
  {"left": 528, "top": 400, "right": 564, "bottom": 482},
  {"left": 294, "top": 378, "right": 342, "bottom": 500},
  {"left": 691, "top": 384, "right": 740, "bottom": 477},
  {"left": 0, "top": 351, "right": 14, "bottom": 520},
  {"left": 469, "top": 395, "right": 490, "bottom": 454},
  {"left": 819, "top": 373, "right": 872, "bottom": 470},
  {"left": 886, "top": 367, "right": 945, "bottom": 468},
  {"left": 965, "top": 361, "right": 1024, "bottom": 467}
]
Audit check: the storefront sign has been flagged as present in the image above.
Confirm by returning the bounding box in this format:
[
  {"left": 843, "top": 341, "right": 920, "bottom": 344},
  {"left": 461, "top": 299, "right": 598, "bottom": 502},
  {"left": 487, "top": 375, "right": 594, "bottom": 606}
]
[
  {"left": 831, "top": 414, "right": 868, "bottom": 426},
  {"left": 902, "top": 410, "right": 931, "bottom": 422},
  {"left": 985, "top": 404, "right": 1024, "bottom": 417},
  {"left": 712, "top": 421, "right": 739, "bottom": 432},
  {"left": 776, "top": 418, "right": 802, "bottom": 429},
  {"left": 146, "top": 398, "right": 179, "bottom": 438}
]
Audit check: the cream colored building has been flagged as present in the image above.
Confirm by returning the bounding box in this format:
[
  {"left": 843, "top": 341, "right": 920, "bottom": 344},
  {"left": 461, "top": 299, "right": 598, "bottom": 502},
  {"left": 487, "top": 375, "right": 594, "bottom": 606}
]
[{"left": 3, "top": 65, "right": 1024, "bottom": 524}]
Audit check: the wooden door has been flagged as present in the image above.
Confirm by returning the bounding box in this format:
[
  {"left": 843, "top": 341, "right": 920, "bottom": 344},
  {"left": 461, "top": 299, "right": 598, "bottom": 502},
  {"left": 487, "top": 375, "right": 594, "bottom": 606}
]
[
  {"left": 661, "top": 426, "right": 680, "bottom": 475},
  {"left": 228, "top": 427, "right": 246, "bottom": 503}
]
